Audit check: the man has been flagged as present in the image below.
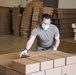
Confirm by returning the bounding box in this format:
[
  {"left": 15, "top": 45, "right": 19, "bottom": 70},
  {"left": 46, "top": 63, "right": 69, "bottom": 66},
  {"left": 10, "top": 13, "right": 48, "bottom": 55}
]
[{"left": 20, "top": 14, "right": 60, "bottom": 57}]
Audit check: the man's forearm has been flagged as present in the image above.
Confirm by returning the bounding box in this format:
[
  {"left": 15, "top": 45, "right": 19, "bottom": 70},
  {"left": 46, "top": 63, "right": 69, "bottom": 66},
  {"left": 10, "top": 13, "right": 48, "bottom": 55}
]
[
  {"left": 26, "top": 39, "right": 34, "bottom": 50},
  {"left": 54, "top": 39, "right": 60, "bottom": 50},
  {"left": 25, "top": 35, "right": 36, "bottom": 50}
]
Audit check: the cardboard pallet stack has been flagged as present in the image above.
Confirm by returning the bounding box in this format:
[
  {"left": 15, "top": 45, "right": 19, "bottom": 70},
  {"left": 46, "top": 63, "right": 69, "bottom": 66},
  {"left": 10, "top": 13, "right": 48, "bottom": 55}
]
[
  {"left": 39, "top": 7, "right": 54, "bottom": 26},
  {"left": 31, "top": 1, "right": 43, "bottom": 30},
  {"left": 52, "top": 8, "right": 76, "bottom": 38},
  {"left": 0, "top": 50, "right": 76, "bottom": 75},
  {"left": 12, "top": 8, "right": 21, "bottom": 36},
  {"left": 20, "top": 4, "right": 33, "bottom": 38},
  {"left": 20, "top": 0, "right": 43, "bottom": 37},
  {"left": 41, "top": 7, "right": 54, "bottom": 16},
  {"left": 0, "top": 8, "right": 10, "bottom": 35},
  {"left": 72, "top": 23, "right": 76, "bottom": 41},
  {"left": 31, "top": 7, "right": 41, "bottom": 30}
]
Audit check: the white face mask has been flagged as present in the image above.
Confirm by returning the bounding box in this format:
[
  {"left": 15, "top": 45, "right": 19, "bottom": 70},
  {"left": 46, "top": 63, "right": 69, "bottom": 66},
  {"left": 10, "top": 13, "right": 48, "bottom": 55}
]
[{"left": 41, "top": 23, "right": 50, "bottom": 30}]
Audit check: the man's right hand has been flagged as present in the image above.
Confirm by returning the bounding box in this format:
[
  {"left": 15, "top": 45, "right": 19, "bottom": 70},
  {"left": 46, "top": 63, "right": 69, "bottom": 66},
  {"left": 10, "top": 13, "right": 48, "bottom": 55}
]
[{"left": 20, "top": 49, "right": 27, "bottom": 58}]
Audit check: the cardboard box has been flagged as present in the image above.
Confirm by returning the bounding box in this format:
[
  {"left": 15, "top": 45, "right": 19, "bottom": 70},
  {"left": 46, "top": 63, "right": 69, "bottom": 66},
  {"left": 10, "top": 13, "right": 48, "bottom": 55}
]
[
  {"left": 57, "top": 9, "right": 64, "bottom": 13},
  {"left": 0, "top": 51, "right": 34, "bottom": 75},
  {"left": 13, "top": 29, "right": 20, "bottom": 36},
  {"left": 0, "top": 52, "right": 22, "bottom": 74},
  {"left": 51, "top": 51, "right": 76, "bottom": 65},
  {"left": 69, "top": 9, "right": 76, "bottom": 13},
  {"left": 26, "top": 71, "right": 45, "bottom": 75},
  {"left": 62, "top": 64, "right": 76, "bottom": 75},
  {"left": 46, "top": 67, "right": 61, "bottom": 75},
  {"left": 27, "top": 56, "right": 53, "bottom": 70},
  {"left": 0, "top": 14, "right": 10, "bottom": 34},
  {"left": 0, "top": 65, "right": 6, "bottom": 75},
  {"left": 0, "top": 52, "right": 26, "bottom": 75},
  {"left": 21, "top": 50, "right": 53, "bottom": 58},
  {"left": 6, "top": 67, "right": 16, "bottom": 75},
  {"left": 15, "top": 72, "right": 24, "bottom": 75},
  {"left": 68, "top": 14, "right": 76, "bottom": 18},
  {"left": 60, "top": 23, "right": 71, "bottom": 29},
  {"left": 63, "top": 9, "right": 70, "bottom": 13},
  {"left": 60, "top": 28, "right": 72, "bottom": 34},
  {"left": 0, "top": 73, "right": 5, "bottom": 75},
  {"left": 0, "top": 56, "right": 12, "bottom": 75},
  {"left": 60, "top": 33, "right": 73, "bottom": 39},
  {"left": 39, "top": 53, "right": 65, "bottom": 68},
  {"left": 60, "top": 19, "right": 69, "bottom": 23},
  {"left": 58, "top": 14, "right": 68, "bottom": 18},
  {"left": 0, "top": 60, "right": 14, "bottom": 75},
  {"left": 52, "top": 13, "right": 58, "bottom": 18},
  {"left": 71, "top": 19, "right": 76, "bottom": 23},
  {"left": 16, "top": 71, "right": 44, "bottom": 75},
  {"left": 0, "top": 52, "right": 20, "bottom": 59},
  {"left": 11, "top": 58, "right": 40, "bottom": 74}
]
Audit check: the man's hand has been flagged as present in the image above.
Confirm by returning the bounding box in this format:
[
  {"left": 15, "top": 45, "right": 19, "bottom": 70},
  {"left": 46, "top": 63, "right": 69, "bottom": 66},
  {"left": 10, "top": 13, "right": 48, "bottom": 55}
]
[
  {"left": 20, "top": 49, "right": 27, "bottom": 58},
  {"left": 53, "top": 47, "right": 57, "bottom": 51}
]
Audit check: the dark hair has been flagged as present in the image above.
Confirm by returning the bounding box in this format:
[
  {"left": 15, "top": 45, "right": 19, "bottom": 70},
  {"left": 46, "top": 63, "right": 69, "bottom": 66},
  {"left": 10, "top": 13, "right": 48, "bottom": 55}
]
[{"left": 41, "top": 14, "right": 51, "bottom": 21}]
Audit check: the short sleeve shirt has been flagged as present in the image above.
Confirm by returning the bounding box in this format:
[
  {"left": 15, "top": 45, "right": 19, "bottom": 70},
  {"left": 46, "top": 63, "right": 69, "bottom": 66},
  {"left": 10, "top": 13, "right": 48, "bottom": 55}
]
[{"left": 31, "top": 24, "right": 60, "bottom": 47}]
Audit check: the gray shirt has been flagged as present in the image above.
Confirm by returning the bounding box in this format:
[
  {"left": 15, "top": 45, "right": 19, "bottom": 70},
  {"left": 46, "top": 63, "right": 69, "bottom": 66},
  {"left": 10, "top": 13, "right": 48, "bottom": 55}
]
[{"left": 31, "top": 24, "right": 60, "bottom": 47}]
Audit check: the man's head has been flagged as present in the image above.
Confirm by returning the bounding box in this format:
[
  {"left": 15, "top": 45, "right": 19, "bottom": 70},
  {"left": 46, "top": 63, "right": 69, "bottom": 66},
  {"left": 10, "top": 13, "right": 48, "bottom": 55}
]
[
  {"left": 41, "top": 14, "right": 51, "bottom": 30},
  {"left": 41, "top": 14, "right": 51, "bottom": 22}
]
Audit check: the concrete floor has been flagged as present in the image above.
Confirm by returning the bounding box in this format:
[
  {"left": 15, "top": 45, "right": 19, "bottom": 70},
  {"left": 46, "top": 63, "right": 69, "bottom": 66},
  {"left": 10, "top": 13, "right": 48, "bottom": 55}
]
[
  {"left": 58, "top": 38, "right": 76, "bottom": 54},
  {"left": 0, "top": 35, "right": 76, "bottom": 55}
]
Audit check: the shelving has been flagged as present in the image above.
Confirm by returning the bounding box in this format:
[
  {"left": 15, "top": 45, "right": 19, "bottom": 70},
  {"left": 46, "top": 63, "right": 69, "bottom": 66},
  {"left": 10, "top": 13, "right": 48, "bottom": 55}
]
[{"left": 52, "top": 8, "right": 76, "bottom": 38}]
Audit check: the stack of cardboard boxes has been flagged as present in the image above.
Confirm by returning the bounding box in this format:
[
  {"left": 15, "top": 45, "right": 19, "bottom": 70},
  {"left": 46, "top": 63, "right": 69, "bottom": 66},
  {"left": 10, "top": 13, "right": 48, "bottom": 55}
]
[
  {"left": 39, "top": 7, "right": 54, "bottom": 21},
  {"left": 72, "top": 23, "right": 76, "bottom": 41},
  {"left": 0, "top": 8, "right": 10, "bottom": 35},
  {"left": 31, "top": 7, "right": 40, "bottom": 30},
  {"left": 0, "top": 50, "right": 76, "bottom": 75},
  {"left": 41, "top": 7, "right": 54, "bottom": 16},
  {"left": 20, "top": 4, "right": 33, "bottom": 38},
  {"left": 20, "top": 0, "right": 43, "bottom": 37},
  {"left": 52, "top": 8, "right": 76, "bottom": 38},
  {"left": 12, "top": 8, "right": 21, "bottom": 36},
  {"left": 31, "top": 1, "right": 43, "bottom": 30}
]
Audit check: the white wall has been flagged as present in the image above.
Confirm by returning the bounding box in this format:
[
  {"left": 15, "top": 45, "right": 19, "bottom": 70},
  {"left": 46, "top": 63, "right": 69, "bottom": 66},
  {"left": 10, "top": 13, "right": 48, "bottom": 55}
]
[
  {"left": 15, "top": 0, "right": 21, "bottom": 7},
  {"left": 21, "top": 0, "right": 32, "bottom": 7},
  {"left": 58, "top": 0, "right": 76, "bottom": 8},
  {"left": 0, "top": 0, "right": 15, "bottom": 7},
  {"left": 1, "top": 0, "right": 76, "bottom": 8},
  {"left": 0, "top": 0, "right": 32, "bottom": 8}
]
